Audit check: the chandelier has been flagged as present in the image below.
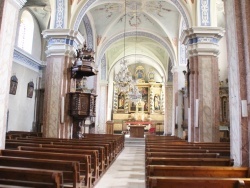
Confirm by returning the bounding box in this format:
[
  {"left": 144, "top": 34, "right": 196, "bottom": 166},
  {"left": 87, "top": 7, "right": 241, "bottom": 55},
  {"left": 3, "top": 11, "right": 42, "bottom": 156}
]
[
  {"left": 114, "top": 0, "right": 132, "bottom": 93},
  {"left": 114, "top": 0, "right": 142, "bottom": 102},
  {"left": 128, "top": 1, "right": 142, "bottom": 101}
]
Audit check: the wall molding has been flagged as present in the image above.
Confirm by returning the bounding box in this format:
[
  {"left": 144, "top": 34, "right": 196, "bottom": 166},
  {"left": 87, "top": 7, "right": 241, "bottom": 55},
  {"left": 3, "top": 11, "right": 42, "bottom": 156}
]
[{"left": 13, "top": 47, "right": 45, "bottom": 72}]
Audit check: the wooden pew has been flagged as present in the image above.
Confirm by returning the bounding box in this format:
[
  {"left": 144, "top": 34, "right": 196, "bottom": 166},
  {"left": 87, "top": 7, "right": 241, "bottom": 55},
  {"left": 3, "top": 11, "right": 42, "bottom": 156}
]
[
  {"left": 0, "top": 150, "right": 92, "bottom": 188},
  {"left": 6, "top": 139, "right": 110, "bottom": 170},
  {"left": 146, "top": 152, "right": 220, "bottom": 158},
  {"left": 34, "top": 134, "right": 125, "bottom": 156},
  {"left": 146, "top": 157, "right": 234, "bottom": 166},
  {"left": 40, "top": 144, "right": 105, "bottom": 175},
  {"left": 18, "top": 146, "right": 100, "bottom": 181},
  {"left": 13, "top": 134, "right": 125, "bottom": 155},
  {"left": 7, "top": 138, "right": 112, "bottom": 167},
  {"left": 0, "top": 166, "right": 63, "bottom": 188},
  {"left": 6, "top": 131, "right": 42, "bottom": 139},
  {"left": 0, "top": 156, "right": 81, "bottom": 188},
  {"left": 5, "top": 141, "right": 43, "bottom": 149},
  {"left": 146, "top": 148, "right": 230, "bottom": 157},
  {"left": 147, "top": 176, "right": 250, "bottom": 188},
  {"left": 147, "top": 165, "right": 250, "bottom": 178},
  {"left": 82, "top": 134, "right": 125, "bottom": 155},
  {"left": 146, "top": 144, "right": 230, "bottom": 149}
]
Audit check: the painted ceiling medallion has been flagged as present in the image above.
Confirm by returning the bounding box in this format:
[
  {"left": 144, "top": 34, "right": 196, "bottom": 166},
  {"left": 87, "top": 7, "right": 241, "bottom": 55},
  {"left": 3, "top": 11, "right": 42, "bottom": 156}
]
[{"left": 95, "top": 0, "right": 172, "bottom": 27}]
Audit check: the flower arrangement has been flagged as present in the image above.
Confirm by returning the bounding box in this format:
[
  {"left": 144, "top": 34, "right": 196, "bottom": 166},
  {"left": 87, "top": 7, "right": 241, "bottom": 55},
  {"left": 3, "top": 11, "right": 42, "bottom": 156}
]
[{"left": 121, "top": 130, "right": 129, "bottom": 135}]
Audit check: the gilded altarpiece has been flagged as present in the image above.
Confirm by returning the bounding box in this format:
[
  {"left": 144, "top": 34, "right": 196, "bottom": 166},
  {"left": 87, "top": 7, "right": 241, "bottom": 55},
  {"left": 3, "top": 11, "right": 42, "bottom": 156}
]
[{"left": 112, "top": 82, "right": 164, "bottom": 133}]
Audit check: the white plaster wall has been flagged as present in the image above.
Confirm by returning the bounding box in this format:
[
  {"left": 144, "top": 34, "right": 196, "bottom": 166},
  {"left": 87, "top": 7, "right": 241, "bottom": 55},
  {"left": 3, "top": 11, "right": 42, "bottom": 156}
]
[
  {"left": 218, "top": 35, "right": 228, "bottom": 82},
  {"left": 31, "top": 16, "right": 42, "bottom": 59},
  {"left": 8, "top": 62, "right": 40, "bottom": 132},
  {"left": 178, "top": 67, "right": 186, "bottom": 90}
]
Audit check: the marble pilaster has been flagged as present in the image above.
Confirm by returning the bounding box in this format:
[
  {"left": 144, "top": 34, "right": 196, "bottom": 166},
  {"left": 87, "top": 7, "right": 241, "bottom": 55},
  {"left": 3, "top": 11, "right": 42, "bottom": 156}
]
[
  {"left": 224, "top": 0, "right": 250, "bottom": 167},
  {"left": 164, "top": 85, "right": 173, "bottom": 135},
  {"left": 181, "top": 27, "right": 224, "bottom": 142},
  {"left": 42, "top": 29, "right": 84, "bottom": 138},
  {"left": 0, "top": 0, "right": 26, "bottom": 149}
]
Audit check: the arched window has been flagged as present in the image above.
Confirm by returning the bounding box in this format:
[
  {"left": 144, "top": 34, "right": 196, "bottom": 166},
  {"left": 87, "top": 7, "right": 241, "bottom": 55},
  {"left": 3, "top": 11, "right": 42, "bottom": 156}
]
[{"left": 17, "top": 10, "right": 34, "bottom": 54}]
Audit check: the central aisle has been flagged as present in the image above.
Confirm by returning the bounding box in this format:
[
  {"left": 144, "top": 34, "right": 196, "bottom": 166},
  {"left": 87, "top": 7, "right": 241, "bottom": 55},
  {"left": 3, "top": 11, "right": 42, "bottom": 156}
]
[{"left": 94, "top": 138, "right": 145, "bottom": 188}]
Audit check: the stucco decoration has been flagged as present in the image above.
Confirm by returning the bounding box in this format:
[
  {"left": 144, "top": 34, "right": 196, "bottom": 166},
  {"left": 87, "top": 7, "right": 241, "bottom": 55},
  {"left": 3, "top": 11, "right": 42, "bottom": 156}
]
[
  {"left": 200, "top": 0, "right": 211, "bottom": 26},
  {"left": 101, "top": 54, "right": 106, "bottom": 81},
  {"left": 83, "top": 14, "right": 94, "bottom": 49},
  {"left": 180, "top": 20, "right": 187, "bottom": 65},
  {"left": 13, "top": 48, "right": 45, "bottom": 72},
  {"left": 73, "top": 0, "right": 191, "bottom": 30},
  {"left": 55, "top": 0, "right": 65, "bottom": 28}
]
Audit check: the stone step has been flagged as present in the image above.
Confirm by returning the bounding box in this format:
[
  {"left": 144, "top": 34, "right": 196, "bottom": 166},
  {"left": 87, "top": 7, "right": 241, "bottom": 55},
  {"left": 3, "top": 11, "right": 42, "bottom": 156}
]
[{"left": 125, "top": 136, "right": 145, "bottom": 147}]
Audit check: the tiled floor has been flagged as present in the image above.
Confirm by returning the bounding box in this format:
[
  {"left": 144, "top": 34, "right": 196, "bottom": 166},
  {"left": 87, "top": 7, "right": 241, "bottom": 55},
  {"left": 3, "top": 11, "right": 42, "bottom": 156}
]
[{"left": 94, "top": 141, "right": 145, "bottom": 188}]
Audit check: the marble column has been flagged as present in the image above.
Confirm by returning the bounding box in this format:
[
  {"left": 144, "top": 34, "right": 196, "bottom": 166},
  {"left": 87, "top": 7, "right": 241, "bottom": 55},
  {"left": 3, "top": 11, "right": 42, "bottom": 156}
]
[
  {"left": 42, "top": 29, "right": 83, "bottom": 138},
  {"left": 0, "top": 0, "right": 26, "bottom": 149},
  {"left": 171, "top": 66, "right": 179, "bottom": 136},
  {"left": 224, "top": 0, "right": 250, "bottom": 167},
  {"left": 97, "top": 82, "right": 108, "bottom": 133},
  {"left": 181, "top": 27, "right": 224, "bottom": 142},
  {"left": 164, "top": 84, "right": 173, "bottom": 135}
]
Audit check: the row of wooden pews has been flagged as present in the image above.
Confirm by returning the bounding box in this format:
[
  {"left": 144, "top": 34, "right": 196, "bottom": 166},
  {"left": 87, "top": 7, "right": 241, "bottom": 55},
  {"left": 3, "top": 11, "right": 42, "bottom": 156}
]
[
  {"left": 6, "top": 131, "right": 43, "bottom": 139},
  {"left": 1, "top": 132, "right": 124, "bottom": 188},
  {"left": 145, "top": 135, "right": 250, "bottom": 188}
]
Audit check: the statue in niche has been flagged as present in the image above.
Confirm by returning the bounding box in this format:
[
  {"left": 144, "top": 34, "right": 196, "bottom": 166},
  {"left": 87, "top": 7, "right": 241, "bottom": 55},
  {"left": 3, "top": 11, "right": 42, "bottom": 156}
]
[
  {"left": 118, "top": 92, "right": 125, "bottom": 109},
  {"left": 144, "top": 101, "right": 148, "bottom": 111},
  {"left": 154, "top": 94, "right": 160, "bottom": 110},
  {"left": 130, "top": 102, "right": 136, "bottom": 111}
]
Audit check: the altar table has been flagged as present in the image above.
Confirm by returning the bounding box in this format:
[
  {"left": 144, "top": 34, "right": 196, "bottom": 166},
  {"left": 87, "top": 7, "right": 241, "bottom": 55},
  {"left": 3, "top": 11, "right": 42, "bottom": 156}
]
[{"left": 128, "top": 125, "right": 146, "bottom": 138}]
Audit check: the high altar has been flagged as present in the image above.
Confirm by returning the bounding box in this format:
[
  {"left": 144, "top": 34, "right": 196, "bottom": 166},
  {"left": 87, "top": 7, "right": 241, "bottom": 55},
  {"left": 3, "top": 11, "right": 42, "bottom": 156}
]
[{"left": 112, "top": 65, "right": 164, "bottom": 134}]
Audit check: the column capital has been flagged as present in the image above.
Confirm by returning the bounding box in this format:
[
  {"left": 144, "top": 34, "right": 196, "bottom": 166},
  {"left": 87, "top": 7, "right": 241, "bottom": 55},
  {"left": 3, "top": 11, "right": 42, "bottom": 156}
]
[
  {"left": 180, "top": 27, "right": 225, "bottom": 57},
  {"left": 42, "top": 29, "right": 84, "bottom": 57}
]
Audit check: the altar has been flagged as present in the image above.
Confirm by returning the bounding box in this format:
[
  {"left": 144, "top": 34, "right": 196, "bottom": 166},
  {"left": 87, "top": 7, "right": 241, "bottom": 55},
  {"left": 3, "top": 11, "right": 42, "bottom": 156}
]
[
  {"left": 128, "top": 125, "right": 146, "bottom": 138},
  {"left": 126, "top": 121, "right": 153, "bottom": 138}
]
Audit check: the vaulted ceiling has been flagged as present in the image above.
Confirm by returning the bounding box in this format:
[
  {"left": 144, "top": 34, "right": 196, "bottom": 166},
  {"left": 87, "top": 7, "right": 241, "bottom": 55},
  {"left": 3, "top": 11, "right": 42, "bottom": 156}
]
[
  {"left": 78, "top": 0, "right": 184, "bottom": 81},
  {"left": 24, "top": 0, "right": 225, "bottom": 82}
]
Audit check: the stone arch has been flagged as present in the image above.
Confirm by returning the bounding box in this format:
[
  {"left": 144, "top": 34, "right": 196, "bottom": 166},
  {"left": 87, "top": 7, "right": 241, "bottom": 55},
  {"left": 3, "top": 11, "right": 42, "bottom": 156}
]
[{"left": 97, "top": 31, "right": 176, "bottom": 68}]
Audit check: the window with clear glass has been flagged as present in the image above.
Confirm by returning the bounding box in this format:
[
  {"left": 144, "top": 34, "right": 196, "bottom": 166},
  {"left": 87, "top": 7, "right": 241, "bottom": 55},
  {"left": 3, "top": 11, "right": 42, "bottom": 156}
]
[{"left": 17, "top": 10, "right": 34, "bottom": 54}]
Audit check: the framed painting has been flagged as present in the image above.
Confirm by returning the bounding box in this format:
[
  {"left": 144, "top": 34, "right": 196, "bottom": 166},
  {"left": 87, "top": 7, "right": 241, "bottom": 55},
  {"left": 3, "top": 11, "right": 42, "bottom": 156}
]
[
  {"left": 9, "top": 75, "right": 18, "bottom": 95},
  {"left": 27, "top": 81, "right": 34, "bottom": 98},
  {"left": 129, "top": 86, "right": 149, "bottom": 112}
]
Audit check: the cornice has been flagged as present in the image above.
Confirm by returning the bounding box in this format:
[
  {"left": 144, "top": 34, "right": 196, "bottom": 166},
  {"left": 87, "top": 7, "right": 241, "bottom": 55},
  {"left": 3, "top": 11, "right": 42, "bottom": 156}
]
[
  {"left": 13, "top": 47, "right": 45, "bottom": 72},
  {"left": 180, "top": 27, "right": 225, "bottom": 45}
]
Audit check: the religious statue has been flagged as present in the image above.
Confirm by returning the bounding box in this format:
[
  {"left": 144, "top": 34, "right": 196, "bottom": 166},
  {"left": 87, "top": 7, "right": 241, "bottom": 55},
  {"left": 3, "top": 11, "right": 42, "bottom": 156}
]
[
  {"left": 118, "top": 92, "right": 125, "bottom": 109},
  {"left": 154, "top": 94, "right": 160, "bottom": 110}
]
